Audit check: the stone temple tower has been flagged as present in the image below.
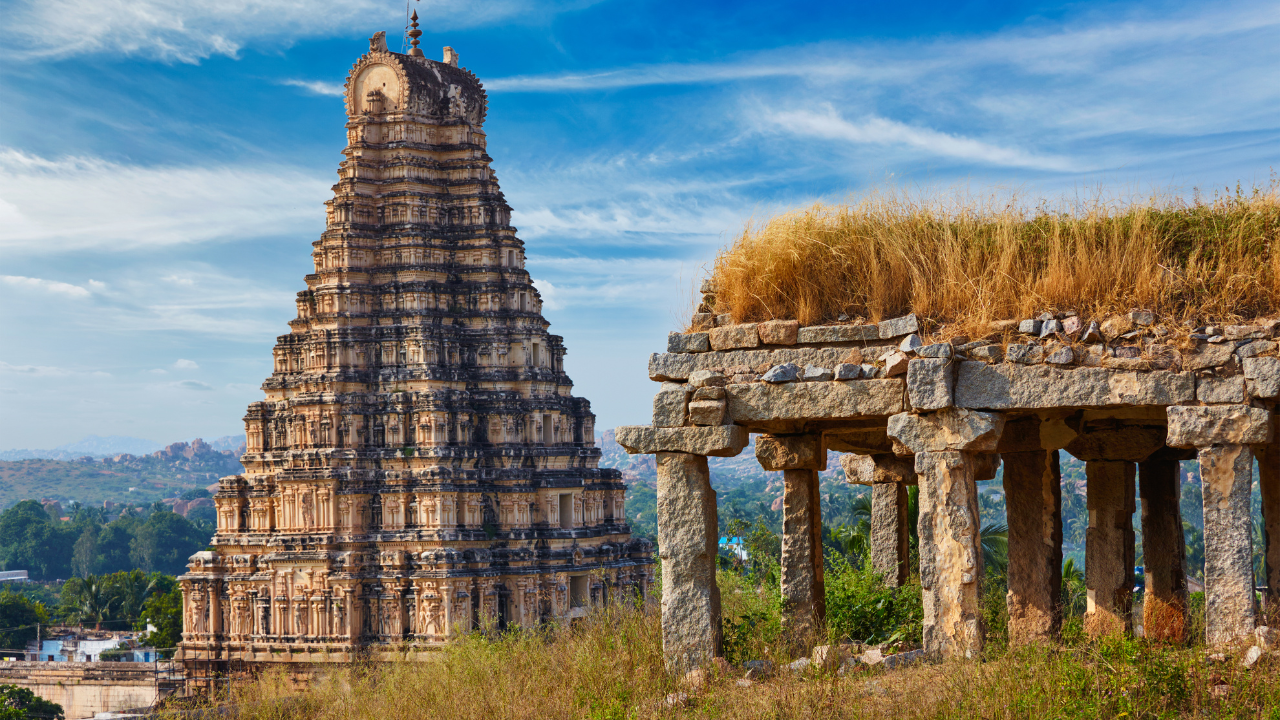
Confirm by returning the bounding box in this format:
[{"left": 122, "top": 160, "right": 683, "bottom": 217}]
[{"left": 178, "top": 32, "right": 653, "bottom": 666}]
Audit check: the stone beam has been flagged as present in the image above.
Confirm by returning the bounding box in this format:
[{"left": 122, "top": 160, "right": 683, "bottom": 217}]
[
  {"left": 1085, "top": 460, "right": 1135, "bottom": 637},
  {"left": 841, "top": 452, "right": 915, "bottom": 486},
  {"left": 1064, "top": 425, "right": 1167, "bottom": 463},
  {"left": 955, "top": 362, "right": 1193, "bottom": 411},
  {"left": 1001, "top": 418, "right": 1062, "bottom": 645},
  {"left": 1138, "top": 448, "right": 1189, "bottom": 643},
  {"left": 656, "top": 452, "right": 722, "bottom": 671},
  {"left": 756, "top": 434, "right": 827, "bottom": 471},
  {"left": 615, "top": 425, "right": 749, "bottom": 457},
  {"left": 1166, "top": 404, "right": 1272, "bottom": 448},
  {"left": 727, "top": 380, "right": 906, "bottom": 428},
  {"left": 888, "top": 409, "right": 1003, "bottom": 659}
]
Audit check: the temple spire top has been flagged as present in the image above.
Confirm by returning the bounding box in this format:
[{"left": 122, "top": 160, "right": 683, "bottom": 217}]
[{"left": 408, "top": 10, "right": 423, "bottom": 57}]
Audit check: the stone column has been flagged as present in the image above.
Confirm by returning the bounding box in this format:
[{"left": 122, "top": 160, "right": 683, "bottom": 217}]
[
  {"left": 1000, "top": 444, "right": 1063, "bottom": 644},
  {"left": 1168, "top": 404, "right": 1272, "bottom": 645},
  {"left": 888, "top": 408, "right": 1004, "bottom": 659},
  {"left": 842, "top": 453, "right": 915, "bottom": 587},
  {"left": 656, "top": 451, "right": 722, "bottom": 672},
  {"left": 1138, "top": 448, "right": 1190, "bottom": 642},
  {"left": 758, "top": 434, "right": 828, "bottom": 632},
  {"left": 1085, "top": 460, "right": 1135, "bottom": 637},
  {"left": 1259, "top": 440, "right": 1280, "bottom": 613}
]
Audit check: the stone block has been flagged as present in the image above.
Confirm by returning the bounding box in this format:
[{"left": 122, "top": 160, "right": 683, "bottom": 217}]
[
  {"left": 757, "top": 320, "right": 799, "bottom": 346},
  {"left": 1045, "top": 346, "right": 1074, "bottom": 365},
  {"left": 1236, "top": 340, "right": 1276, "bottom": 358},
  {"left": 1199, "top": 444, "right": 1258, "bottom": 644},
  {"left": 1064, "top": 426, "right": 1167, "bottom": 462},
  {"left": 756, "top": 434, "right": 826, "bottom": 471},
  {"left": 860, "top": 363, "right": 878, "bottom": 377},
  {"left": 1197, "top": 375, "right": 1246, "bottom": 404},
  {"left": 668, "top": 332, "right": 710, "bottom": 354},
  {"left": 1003, "top": 447, "right": 1063, "bottom": 644},
  {"left": 692, "top": 386, "right": 725, "bottom": 401},
  {"left": 1100, "top": 315, "right": 1134, "bottom": 339},
  {"left": 699, "top": 279, "right": 717, "bottom": 294},
  {"left": 883, "top": 351, "right": 909, "bottom": 377},
  {"left": 648, "top": 346, "right": 894, "bottom": 382},
  {"left": 691, "top": 313, "right": 714, "bottom": 330},
  {"left": 954, "top": 362, "right": 1195, "bottom": 410},
  {"left": 715, "top": 313, "right": 733, "bottom": 326},
  {"left": 688, "top": 399, "right": 727, "bottom": 426},
  {"left": 615, "top": 425, "right": 750, "bottom": 457},
  {"left": 878, "top": 313, "right": 920, "bottom": 339},
  {"left": 834, "top": 363, "right": 861, "bottom": 380},
  {"left": 1040, "top": 319, "right": 1063, "bottom": 338},
  {"left": 840, "top": 452, "right": 915, "bottom": 485},
  {"left": 1166, "top": 405, "right": 1272, "bottom": 448},
  {"left": 969, "top": 345, "right": 1003, "bottom": 362},
  {"left": 907, "top": 358, "right": 954, "bottom": 411},
  {"left": 918, "top": 343, "right": 952, "bottom": 358},
  {"left": 726, "top": 379, "right": 906, "bottom": 425},
  {"left": 1244, "top": 356, "right": 1280, "bottom": 398},
  {"left": 1183, "top": 343, "right": 1235, "bottom": 371},
  {"left": 796, "top": 324, "right": 880, "bottom": 344},
  {"left": 1007, "top": 344, "right": 1044, "bottom": 364},
  {"left": 709, "top": 324, "right": 760, "bottom": 351},
  {"left": 761, "top": 363, "right": 800, "bottom": 383},
  {"left": 1062, "top": 316, "right": 1082, "bottom": 338},
  {"left": 653, "top": 383, "right": 692, "bottom": 427},
  {"left": 803, "top": 364, "right": 834, "bottom": 381},
  {"left": 887, "top": 408, "right": 1004, "bottom": 454},
  {"left": 656, "top": 452, "right": 722, "bottom": 671},
  {"left": 688, "top": 369, "right": 727, "bottom": 388},
  {"left": 1018, "top": 319, "right": 1042, "bottom": 335},
  {"left": 1085, "top": 460, "right": 1135, "bottom": 637},
  {"left": 899, "top": 334, "right": 923, "bottom": 353},
  {"left": 1225, "top": 325, "right": 1266, "bottom": 340}
]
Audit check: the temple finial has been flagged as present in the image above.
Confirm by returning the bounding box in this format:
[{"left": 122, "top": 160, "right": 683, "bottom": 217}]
[{"left": 408, "top": 10, "right": 423, "bottom": 57}]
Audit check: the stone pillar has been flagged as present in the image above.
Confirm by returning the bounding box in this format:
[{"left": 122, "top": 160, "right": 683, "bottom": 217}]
[
  {"left": 1001, "top": 445, "right": 1062, "bottom": 645},
  {"left": 1167, "top": 404, "right": 1271, "bottom": 645},
  {"left": 1084, "top": 460, "right": 1135, "bottom": 637},
  {"left": 870, "top": 482, "right": 910, "bottom": 587},
  {"left": 1259, "top": 441, "right": 1280, "bottom": 613},
  {"left": 758, "top": 434, "right": 827, "bottom": 632},
  {"left": 656, "top": 451, "right": 722, "bottom": 671},
  {"left": 1138, "top": 448, "right": 1190, "bottom": 642},
  {"left": 888, "top": 408, "right": 1004, "bottom": 659}
]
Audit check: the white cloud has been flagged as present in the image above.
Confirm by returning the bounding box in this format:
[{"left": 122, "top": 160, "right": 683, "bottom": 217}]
[
  {"left": 279, "top": 79, "right": 346, "bottom": 97},
  {"left": 173, "top": 359, "right": 200, "bottom": 370},
  {"left": 0, "top": 275, "right": 93, "bottom": 298},
  {"left": 177, "top": 380, "right": 214, "bottom": 391},
  {"left": 0, "top": 149, "right": 330, "bottom": 252},
  {"left": 0, "top": 361, "right": 110, "bottom": 378}
]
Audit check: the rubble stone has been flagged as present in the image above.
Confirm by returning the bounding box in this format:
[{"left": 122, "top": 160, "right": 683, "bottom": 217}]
[
  {"left": 879, "top": 313, "right": 921, "bottom": 339},
  {"left": 907, "top": 358, "right": 954, "bottom": 411},
  {"left": 1183, "top": 343, "right": 1235, "bottom": 371},
  {"left": 1225, "top": 325, "right": 1267, "bottom": 340},
  {"left": 758, "top": 319, "right": 800, "bottom": 346},
  {"left": 883, "top": 351, "right": 910, "bottom": 377},
  {"left": 834, "top": 363, "right": 861, "bottom": 380},
  {"left": 1018, "top": 319, "right": 1042, "bottom": 335},
  {"left": 803, "top": 364, "right": 834, "bottom": 382},
  {"left": 653, "top": 383, "right": 693, "bottom": 427},
  {"left": 1236, "top": 340, "right": 1277, "bottom": 358},
  {"left": 1129, "top": 310, "right": 1156, "bottom": 326},
  {"left": 1040, "top": 319, "right": 1063, "bottom": 338},
  {"left": 709, "top": 324, "right": 761, "bottom": 351},
  {"left": 756, "top": 434, "right": 826, "bottom": 471},
  {"left": 811, "top": 644, "right": 844, "bottom": 671},
  {"left": 797, "top": 324, "right": 879, "bottom": 344},
  {"left": 955, "top": 363, "right": 1194, "bottom": 410},
  {"left": 1007, "top": 344, "right": 1044, "bottom": 364},
  {"left": 656, "top": 452, "right": 722, "bottom": 672},
  {"left": 1081, "top": 321, "right": 1103, "bottom": 343},
  {"left": 1045, "top": 346, "right": 1074, "bottom": 365},
  {"left": 669, "top": 332, "right": 711, "bottom": 354},
  {"left": 761, "top": 363, "right": 801, "bottom": 383},
  {"left": 1062, "top": 316, "right": 1082, "bottom": 337},
  {"left": 1101, "top": 315, "right": 1135, "bottom": 339},
  {"left": 899, "top": 334, "right": 924, "bottom": 353},
  {"left": 969, "top": 345, "right": 1003, "bottom": 362},
  {"left": 918, "top": 343, "right": 952, "bottom": 358},
  {"left": 1166, "top": 404, "right": 1272, "bottom": 448},
  {"left": 1243, "top": 356, "right": 1280, "bottom": 398},
  {"left": 616, "top": 425, "right": 751, "bottom": 457}
]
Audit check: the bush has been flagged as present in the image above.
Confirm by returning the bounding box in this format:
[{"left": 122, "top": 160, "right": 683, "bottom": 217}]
[
  {"left": 0, "top": 684, "right": 62, "bottom": 719},
  {"left": 823, "top": 552, "right": 922, "bottom": 645}
]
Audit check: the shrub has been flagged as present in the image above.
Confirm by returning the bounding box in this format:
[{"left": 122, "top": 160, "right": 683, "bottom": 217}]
[{"left": 823, "top": 552, "right": 922, "bottom": 645}]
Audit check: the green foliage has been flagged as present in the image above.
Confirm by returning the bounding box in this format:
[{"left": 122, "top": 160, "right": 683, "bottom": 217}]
[
  {"left": 58, "top": 570, "right": 175, "bottom": 631},
  {"left": 0, "top": 684, "right": 63, "bottom": 719},
  {"left": 719, "top": 570, "right": 783, "bottom": 664},
  {"left": 823, "top": 552, "right": 922, "bottom": 645},
  {"left": 137, "top": 586, "right": 182, "bottom": 648},
  {"left": 0, "top": 591, "right": 48, "bottom": 651}
]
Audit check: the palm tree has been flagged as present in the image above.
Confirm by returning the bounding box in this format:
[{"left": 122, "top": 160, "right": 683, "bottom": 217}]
[
  {"left": 75, "top": 575, "right": 118, "bottom": 630},
  {"left": 981, "top": 522, "right": 1009, "bottom": 577},
  {"left": 114, "top": 571, "right": 159, "bottom": 622},
  {"left": 1062, "top": 557, "right": 1086, "bottom": 616}
]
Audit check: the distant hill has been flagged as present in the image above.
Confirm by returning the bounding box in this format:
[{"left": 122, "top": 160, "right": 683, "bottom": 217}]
[
  {"left": 0, "top": 434, "right": 246, "bottom": 462},
  {"left": 0, "top": 438, "right": 244, "bottom": 509}
]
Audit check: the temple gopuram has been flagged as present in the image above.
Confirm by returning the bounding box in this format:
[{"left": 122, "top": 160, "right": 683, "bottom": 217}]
[{"left": 178, "top": 29, "right": 653, "bottom": 667}]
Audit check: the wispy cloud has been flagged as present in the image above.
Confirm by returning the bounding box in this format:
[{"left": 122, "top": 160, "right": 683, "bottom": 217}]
[
  {"left": 279, "top": 79, "right": 346, "bottom": 97},
  {"left": 0, "top": 275, "right": 95, "bottom": 298},
  {"left": 0, "top": 148, "right": 329, "bottom": 252},
  {"left": 0, "top": 361, "right": 110, "bottom": 378}
]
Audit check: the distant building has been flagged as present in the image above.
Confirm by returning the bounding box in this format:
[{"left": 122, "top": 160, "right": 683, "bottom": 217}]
[{"left": 0, "top": 571, "right": 30, "bottom": 582}]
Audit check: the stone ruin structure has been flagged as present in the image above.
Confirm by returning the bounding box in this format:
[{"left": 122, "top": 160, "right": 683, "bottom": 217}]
[
  {"left": 178, "top": 32, "right": 653, "bottom": 667},
  {"left": 620, "top": 288, "right": 1280, "bottom": 669}
]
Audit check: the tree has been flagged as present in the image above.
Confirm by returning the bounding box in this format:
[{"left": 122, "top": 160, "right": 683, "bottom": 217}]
[
  {"left": 129, "top": 511, "right": 207, "bottom": 575},
  {"left": 70, "top": 527, "right": 98, "bottom": 579},
  {"left": 63, "top": 575, "right": 116, "bottom": 630},
  {"left": 0, "top": 591, "right": 48, "bottom": 651},
  {"left": 137, "top": 586, "right": 182, "bottom": 648},
  {"left": 0, "top": 684, "right": 63, "bottom": 719},
  {"left": 0, "top": 502, "right": 76, "bottom": 580}
]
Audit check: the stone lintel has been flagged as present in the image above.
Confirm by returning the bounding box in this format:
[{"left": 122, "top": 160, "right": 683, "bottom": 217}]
[
  {"left": 1165, "top": 404, "right": 1272, "bottom": 448},
  {"left": 887, "top": 408, "right": 1004, "bottom": 455},
  {"left": 726, "top": 379, "right": 906, "bottom": 427},
  {"left": 1064, "top": 425, "right": 1167, "bottom": 462},
  {"left": 650, "top": 347, "right": 894, "bottom": 382},
  {"left": 756, "top": 433, "right": 827, "bottom": 471},
  {"left": 615, "top": 425, "right": 749, "bottom": 457},
  {"left": 955, "top": 362, "right": 1194, "bottom": 411},
  {"left": 841, "top": 453, "right": 915, "bottom": 486},
  {"left": 996, "top": 414, "right": 1081, "bottom": 453},
  {"left": 826, "top": 427, "right": 893, "bottom": 454}
]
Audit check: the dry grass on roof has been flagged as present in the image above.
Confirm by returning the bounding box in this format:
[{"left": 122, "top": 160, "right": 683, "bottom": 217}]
[{"left": 706, "top": 183, "right": 1280, "bottom": 334}]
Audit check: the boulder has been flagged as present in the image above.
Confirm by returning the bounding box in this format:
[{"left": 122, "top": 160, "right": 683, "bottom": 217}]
[
  {"left": 1166, "top": 405, "right": 1272, "bottom": 447},
  {"left": 709, "top": 324, "right": 760, "bottom": 351},
  {"left": 668, "top": 332, "right": 711, "bottom": 354},
  {"left": 879, "top": 313, "right": 921, "bottom": 339},
  {"left": 757, "top": 319, "right": 800, "bottom": 346},
  {"left": 615, "top": 425, "right": 750, "bottom": 457}
]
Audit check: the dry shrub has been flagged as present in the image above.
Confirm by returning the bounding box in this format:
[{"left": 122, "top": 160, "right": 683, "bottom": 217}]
[
  {"left": 1143, "top": 596, "right": 1188, "bottom": 645},
  {"left": 708, "top": 184, "right": 1280, "bottom": 334}
]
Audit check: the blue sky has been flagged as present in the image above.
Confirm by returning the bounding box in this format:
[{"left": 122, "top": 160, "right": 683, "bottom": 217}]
[{"left": 2, "top": 0, "right": 1280, "bottom": 449}]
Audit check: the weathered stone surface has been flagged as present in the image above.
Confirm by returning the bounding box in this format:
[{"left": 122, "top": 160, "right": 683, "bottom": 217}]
[
  {"left": 691, "top": 313, "right": 714, "bottom": 330},
  {"left": 1045, "top": 346, "right": 1074, "bottom": 365},
  {"left": 887, "top": 408, "right": 1004, "bottom": 455},
  {"left": 918, "top": 343, "right": 952, "bottom": 359},
  {"left": 668, "top": 332, "right": 711, "bottom": 354},
  {"left": 1139, "top": 450, "right": 1189, "bottom": 643},
  {"left": 955, "top": 362, "right": 1194, "bottom": 410},
  {"left": 827, "top": 428, "right": 893, "bottom": 455},
  {"left": 899, "top": 334, "right": 923, "bottom": 353},
  {"left": 1040, "top": 319, "right": 1063, "bottom": 338},
  {"left": 688, "top": 369, "right": 727, "bottom": 388},
  {"left": 915, "top": 450, "right": 983, "bottom": 658},
  {"left": 1003, "top": 447, "right": 1062, "bottom": 645},
  {"left": 1225, "top": 325, "right": 1266, "bottom": 340},
  {"left": 803, "top": 364, "right": 834, "bottom": 382},
  {"left": 616, "top": 425, "right": 750, "bottom": 457},
  {"left": 879, "top": 313, "right": 921, "bottom": 339},
  {"left": 1007, "top": 344, "right": 1044, "bottom": 364},
  {"left": 756, "top": 434, "right": 826, "bottom": 471},
  {"left": 834, "top": 363, "right": 861, "bottom": 380},
  {"left": 692, "top": 386, "right": 725, "bottom": 401},
  {"left": 688, "top": 399, "right": 727, "bottom": 427},
  {"left": 1064, "top": 426, "right": 1167, "bottom": 462},
  {"left": 860, "top": 363, "right": 878, "bottom": 378},
  {"left": 1260, "top": 443, "right": 1280, "bottom": 611},
  {"left": 709, "top": 324, "right": 760, "bottom": 351},
  {"left": 797, "top": 324, "right": 879, "bottom": 344},
  {"left": 841, "top": 452, "right": 915, "bottom": 485},
  {"left": 969, "top": 345, "right": 1003, "bottom": 362},
  {"left": 758, "top": 319, "right": 800, "bottom": 346},
  {"left": 781, "top": 469, "right": 824, "bottom": 631},
  {"left": 649, "top": 347, "right": 894, "bottom": 381},
  {"left": 811, "top": 644, "right": 844, "bottom": 671},
  {"left": 1130, "top": 310, "right": 1156, "bottom": 326},
  {"left": 715, "top": 313, "right": 733, "bottom": 326},
  {"left": 1244, "top": 356, "right": 1280, "bottom": 398},
  {"left": 1199, "top": 444, "right": 1258, "bottom": 645},
  {"left": 1198, "top": 375, "right": 1247, "bottom": 404},
  {"left": 883, "top": 351, "right": 909, "bottom": 377},
  {"left": 1237, "top": 340, "right": 1276, "bottom": 358},
  {"left": 1085, "top": 461, "right": 1135, "bottom": 637},
  {"left": 656, "top": 452, "right": 722, "bottom": 671},
  {"left": 1062, "top": 316, "right": 1082, "bottom": 338},
  {"left": 1100, "top": 315, "right": 1135, "bottom": 339},
  {"left": 1166, "top": 405, "right": 1272, "bottom": 447},
  {"left": 761, "top": 363, "right": 800, "bottom": 383},
  {"left": 907, "top": 358, "right": 954, "bottom": 411},
  {"left": 1018, "top": 319, "right": 1042, "bottom": 335},
  {"left": 653, "top": 382, "right": 692, "bottom": 427},
  {"left": 1081, "top": 320, "right": 1103, "bottom": 343},
  {"left": 727, "top": 379, "right": 906, "bottom": 425},
  {"left": 1183, "top": 343, "right": 1235, "bottom": 371},
  {"left": 871, "top": 481, "right": 909, "bottom": 587}
]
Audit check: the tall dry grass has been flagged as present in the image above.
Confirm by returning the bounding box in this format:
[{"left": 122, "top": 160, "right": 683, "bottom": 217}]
[{"left": 709, "top": 184, "right": 1280, "bottom": 333}]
